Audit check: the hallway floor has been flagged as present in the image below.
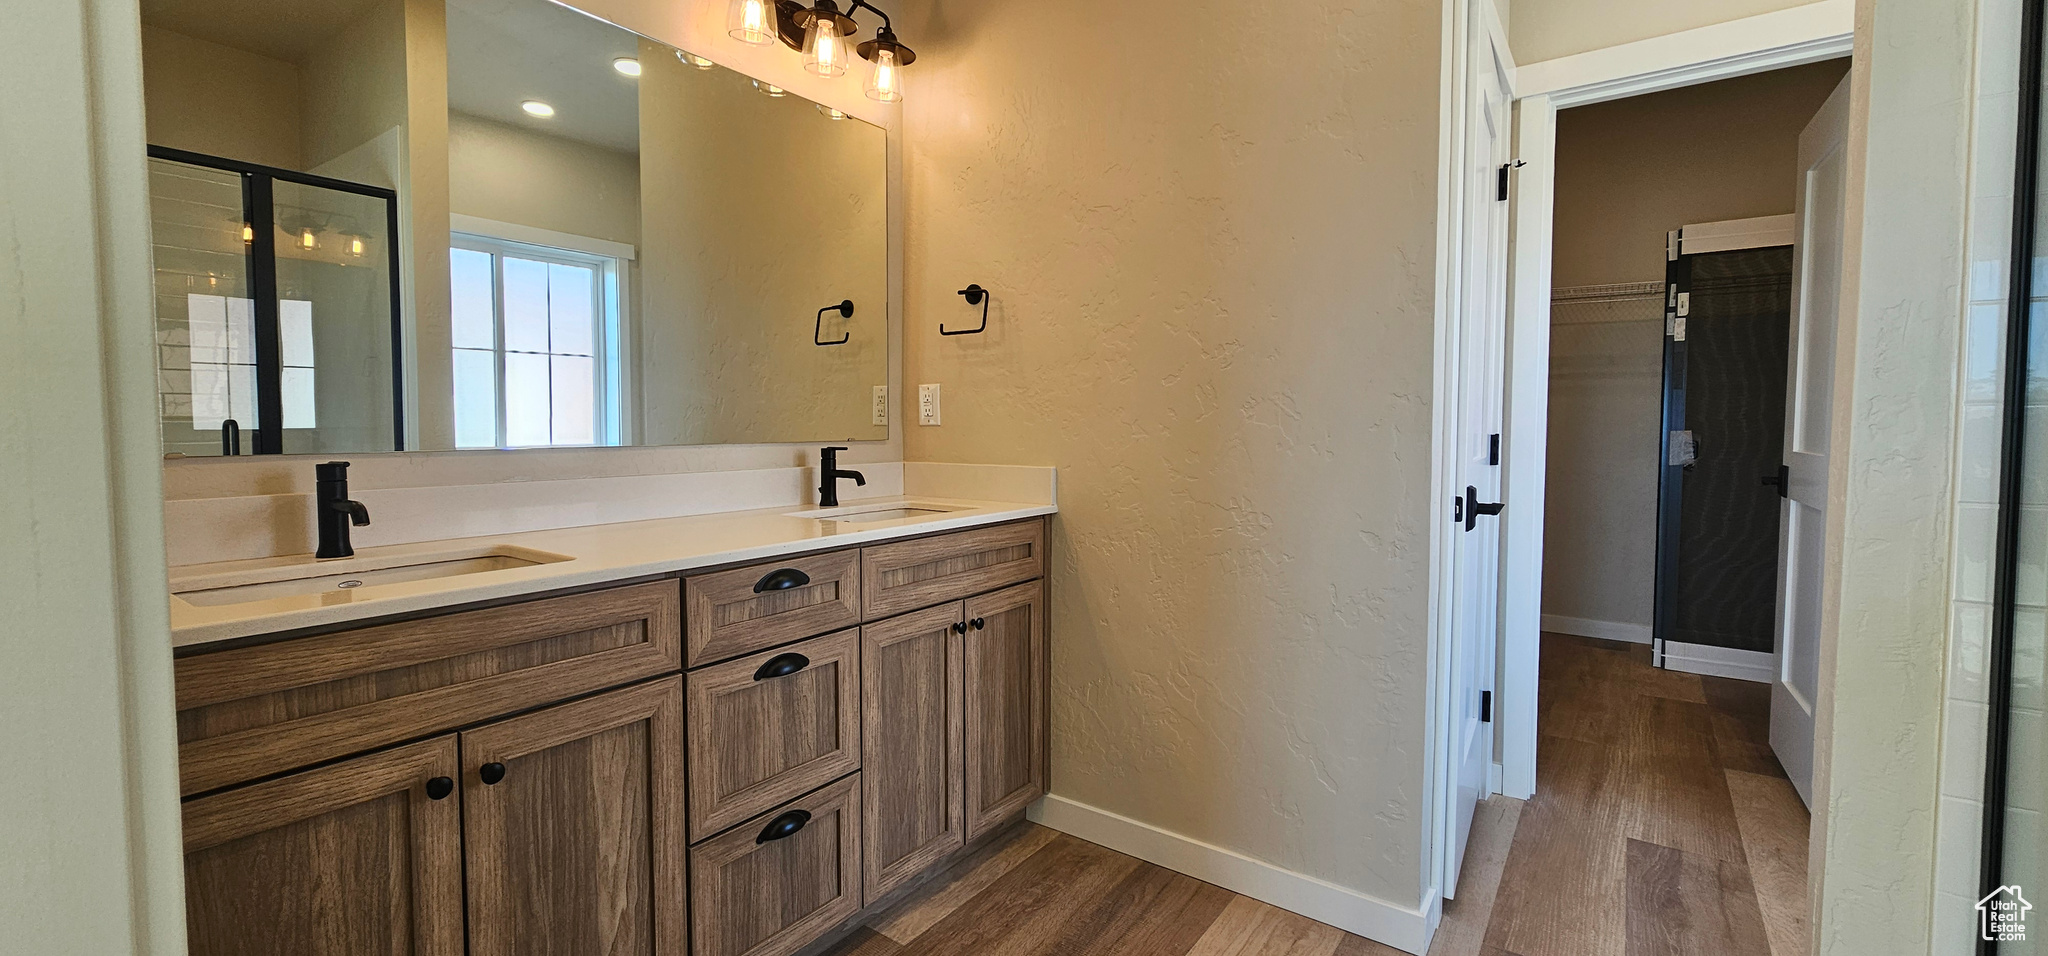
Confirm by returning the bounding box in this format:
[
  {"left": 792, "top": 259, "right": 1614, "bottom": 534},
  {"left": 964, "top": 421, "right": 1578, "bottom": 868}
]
[{"left": 819, "top": 633, "right": 1810, "bottom": 956}]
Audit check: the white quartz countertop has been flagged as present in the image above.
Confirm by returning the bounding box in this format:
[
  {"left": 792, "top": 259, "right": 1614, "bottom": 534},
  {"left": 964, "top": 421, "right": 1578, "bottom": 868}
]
[{"left": 168, "top": 495, "right": 1055, "bottom": 648}]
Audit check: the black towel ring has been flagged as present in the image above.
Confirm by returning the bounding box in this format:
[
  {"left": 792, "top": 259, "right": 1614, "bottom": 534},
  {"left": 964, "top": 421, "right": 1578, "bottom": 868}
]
[
  {"left": 943, "top": 284, "right": 988, "bottom": 335},
  {"left": 815, "top": 299, "right": 853, "bottom": 346}
]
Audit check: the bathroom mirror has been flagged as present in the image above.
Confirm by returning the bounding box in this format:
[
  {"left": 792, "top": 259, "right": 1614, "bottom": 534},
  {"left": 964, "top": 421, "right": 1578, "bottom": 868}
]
[{"left": 139, "top": 0, "right": 889, "bottom": 457}]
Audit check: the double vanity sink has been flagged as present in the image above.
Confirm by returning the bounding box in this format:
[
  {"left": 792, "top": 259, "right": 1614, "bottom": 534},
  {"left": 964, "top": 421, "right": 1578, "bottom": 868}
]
[
  {"left": 165, "top": 489, "right": 1055, "bottom": 956},
  {"left": 167, "top": 497, "right": 1031, "bottom": 645}
]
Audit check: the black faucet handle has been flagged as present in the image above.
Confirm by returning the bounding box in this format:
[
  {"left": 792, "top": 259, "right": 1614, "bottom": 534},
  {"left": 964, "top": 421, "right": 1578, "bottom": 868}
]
[{"left": 315, "top": 460, "right": 352, "bottom": 482}]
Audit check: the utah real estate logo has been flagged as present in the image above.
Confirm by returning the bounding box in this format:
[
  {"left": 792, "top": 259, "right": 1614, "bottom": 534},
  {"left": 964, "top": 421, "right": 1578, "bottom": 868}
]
[{"left": 1978, "top": 885, "right": 2031, "bottom": 943}]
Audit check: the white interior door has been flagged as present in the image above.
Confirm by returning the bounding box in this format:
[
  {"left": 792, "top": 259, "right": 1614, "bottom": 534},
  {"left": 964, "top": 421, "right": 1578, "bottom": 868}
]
[
  {"left": 1443, "top": 5, "right": 1512, "bottom": 897},
  {"left": 1770, "top": 75, "right": 1849, "bottom": 807}
]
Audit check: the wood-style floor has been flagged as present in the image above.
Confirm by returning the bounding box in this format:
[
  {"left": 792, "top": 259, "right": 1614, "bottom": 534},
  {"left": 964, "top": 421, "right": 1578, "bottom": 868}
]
[{"left": 818, "top": 633, "right": 1810, "bottom": 956}]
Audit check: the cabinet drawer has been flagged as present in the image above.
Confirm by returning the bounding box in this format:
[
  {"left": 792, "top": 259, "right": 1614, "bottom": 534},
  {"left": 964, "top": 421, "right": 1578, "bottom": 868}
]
[
  {"left": 860, "top": 520, "right": 1044, "bottom": 619},
  {"left": 174, "top": 580, "right": 682, "bottom": 796},
  {"left": 689, "top": 774, "right": 862, "bottom": 956},
  {"left": 685, "top": 550, "right": 861, "bottom": 666},
  {"left": 686, "top": 630, "right": 861, "bottom": 840}
]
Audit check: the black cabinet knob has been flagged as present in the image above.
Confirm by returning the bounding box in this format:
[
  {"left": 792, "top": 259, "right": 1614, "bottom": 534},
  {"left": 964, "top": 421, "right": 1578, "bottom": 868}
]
[
  {"left": 425, "top": 776, "right": 454, "bottom": 800},
  {"left": 969, "top": 617, "right": 985, "bottom": 630},
  {"left": 753, "top": 652, "right": 811, "bottom": 681},
  {"left": 755, "top": 809, "right": 812, "bottom": 844},
  {"left": 951, "top": 621, "right": 967, "bottom": 635},
  {"left": 479, "top": 762, "right": 506, "bottom": 785}
]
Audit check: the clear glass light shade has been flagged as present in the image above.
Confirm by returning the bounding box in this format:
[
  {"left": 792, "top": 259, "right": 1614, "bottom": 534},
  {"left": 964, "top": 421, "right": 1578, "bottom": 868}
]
[
  {"left": 804, "top": 17, "right": 848, "bottom": 77},
  {"left": 864, "top": 48, "right": 903, "bottom": 103},
  {"left": 727, "top": 0, "right": 776, "bottom": 45}
]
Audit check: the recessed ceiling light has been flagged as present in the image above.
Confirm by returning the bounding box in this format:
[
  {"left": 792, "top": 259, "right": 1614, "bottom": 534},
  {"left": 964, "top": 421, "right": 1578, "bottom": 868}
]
[
  {"left": 521, "top": 100, "right": 556, "bottom": 117},
  {"left": 612, "top": 57, "right": 641, "bottom": 77}
]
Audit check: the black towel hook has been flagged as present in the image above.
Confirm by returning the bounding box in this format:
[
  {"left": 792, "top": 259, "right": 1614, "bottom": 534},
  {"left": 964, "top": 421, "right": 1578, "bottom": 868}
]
[
  {"left": 943, "top": 284, "right": 989, "bottom": 335},
  {"left": 815, "top": 299, "right": 853, "bottom": 346}
]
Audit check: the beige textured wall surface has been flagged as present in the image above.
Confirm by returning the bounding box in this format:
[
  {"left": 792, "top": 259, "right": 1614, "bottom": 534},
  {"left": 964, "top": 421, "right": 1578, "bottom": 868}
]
[
  {"left": 1510, "top": 0, "right": 1830, "bottom": 63},
  {"left": 5, "top": 0, "right": 187, "bottom": 953},
  {"left": 1552, "top": 59, "right": 1850, "bottom": 289},
  {"left": 1542, "top": 60, "right": 1848, "bottom": 632},
  {"left": 139, "top": 24, "right": 304, "bottom": 168},
  {"left": 1811, "top": 0, "right": 1972, "bottom": 950},
  {"left": 896, "top": 0, "right": 1442, "bottom": 907},
  {"left": 448, "top": 110, "right": 642, "bottom": 247},
  {"left": 637, "top": 50, "right": 887, "bottom": 446}
]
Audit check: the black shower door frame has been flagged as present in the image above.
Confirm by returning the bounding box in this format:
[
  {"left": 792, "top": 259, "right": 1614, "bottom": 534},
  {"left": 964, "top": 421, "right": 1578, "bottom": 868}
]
[{"left": 147, "top": 145, "right": 407, "bottom": 454}]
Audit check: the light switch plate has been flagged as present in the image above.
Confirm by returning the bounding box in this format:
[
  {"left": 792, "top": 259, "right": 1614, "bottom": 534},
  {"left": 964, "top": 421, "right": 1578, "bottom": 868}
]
[
  {"left": 871, "top": 386, "right": 888, "bottom": 425},
  {"left": 918, "top": 384, "right": 941, "bottom": 426}
]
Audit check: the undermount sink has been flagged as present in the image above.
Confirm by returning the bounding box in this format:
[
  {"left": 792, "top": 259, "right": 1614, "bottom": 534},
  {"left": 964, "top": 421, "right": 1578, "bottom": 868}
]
[
  {"left": 171, "top": 545, "right": 573, "bottom": 607},
  {"left": 786, "top": 501, "right": 967, "bottom": 524}
]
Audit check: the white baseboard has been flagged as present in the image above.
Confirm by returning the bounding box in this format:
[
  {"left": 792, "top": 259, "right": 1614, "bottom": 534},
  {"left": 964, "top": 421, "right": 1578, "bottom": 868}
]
[
  {"left": 1028, "top": 794, "right": 1432, "bottom": 955},
  {"left": 1539, "top": 614, "right": 1652, "bottom": 644},
  {"left": 1488, "top": 761, "right": 1503, "bottom": 796},
  {"left": 1660, "top": 641, "right": 1775, "bottom": 683}
]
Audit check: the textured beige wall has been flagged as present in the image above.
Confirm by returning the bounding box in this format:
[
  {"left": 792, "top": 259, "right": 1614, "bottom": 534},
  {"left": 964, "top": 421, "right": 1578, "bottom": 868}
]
[
  {"left": 1810, "top": 0, "right": 1971, "bottom": 950},
  {"left": 1553, "top": 59, "right": 1850, "bottom": 289},
  {"left": 1543, "top": 60, "right": 1849, "bottom": 632},
  {"left": 5, "top": 0, "right": 188, "bottom": 953},
  {"left": 637, "top": 48, "right": 887, "bottom": 446},
  {"left": 1510, "top": 0, "right": 1830, "bottom": 63},
  {"left": 139, "top": 25, "right": 304, "bottom": 168},
  {"left": 896, "top": 0, "right": 1442, "bottom": 907},
  {"left": 448, "top": 111, "right": 642, "bottom": 247}
]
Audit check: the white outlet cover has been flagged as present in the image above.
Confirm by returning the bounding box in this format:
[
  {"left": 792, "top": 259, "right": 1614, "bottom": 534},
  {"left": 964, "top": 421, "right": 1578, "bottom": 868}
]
[
  {"left": 918, "top": 383, "right": 941, "bottom": 426},
  {"left": 871, "top": 385, "right": 888, "bottom": 425}
]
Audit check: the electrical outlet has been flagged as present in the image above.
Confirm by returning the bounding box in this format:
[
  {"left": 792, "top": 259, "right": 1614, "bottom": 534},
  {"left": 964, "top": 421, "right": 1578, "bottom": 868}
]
[
  {"left": 871, "top": 386, "right": 888, "bottom": 425},
  {"left": 918, "top": 384, "right": 941, "bottom": 426}
]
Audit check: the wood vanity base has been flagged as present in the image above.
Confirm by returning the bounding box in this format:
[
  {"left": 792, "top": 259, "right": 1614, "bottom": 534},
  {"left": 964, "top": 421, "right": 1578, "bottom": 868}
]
[{"left": 172, "top": 517, "right": 1048, "bottom": 956}]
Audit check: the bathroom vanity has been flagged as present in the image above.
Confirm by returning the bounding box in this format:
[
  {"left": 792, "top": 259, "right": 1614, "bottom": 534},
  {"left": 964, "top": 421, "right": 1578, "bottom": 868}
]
[{"left": 168, "top": 504, "right": 1050, "bottom": 956}]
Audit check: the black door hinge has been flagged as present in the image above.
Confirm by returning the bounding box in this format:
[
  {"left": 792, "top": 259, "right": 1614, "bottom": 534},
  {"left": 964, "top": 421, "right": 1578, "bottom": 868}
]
[
  {"left": 1496, "top": 160, "right": 1525, "bottom": 202},
  {"left": 1479, "top": 690, "right": 1493, "bottom": 723},
  {"left": 1488, "top": 433, "right": 1501, "bottom": 465}
]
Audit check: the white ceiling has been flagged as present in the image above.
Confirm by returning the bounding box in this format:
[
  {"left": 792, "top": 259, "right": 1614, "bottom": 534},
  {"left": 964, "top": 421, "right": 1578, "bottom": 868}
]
[{"left": 446, "top": 0, "right": 643, "bottom": 154}]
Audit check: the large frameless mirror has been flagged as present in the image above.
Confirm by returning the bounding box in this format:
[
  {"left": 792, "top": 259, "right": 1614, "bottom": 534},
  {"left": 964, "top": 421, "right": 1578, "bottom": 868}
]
[{"left": 138, "top": 0, "right": 889, "bottom": 456}]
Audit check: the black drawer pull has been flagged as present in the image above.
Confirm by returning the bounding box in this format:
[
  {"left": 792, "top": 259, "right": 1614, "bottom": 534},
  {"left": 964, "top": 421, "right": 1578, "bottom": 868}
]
[
  {"left": 753, "top": 568, "right": 812, "bottom": 593},
  {"left": 755, "top": 809, "right": 812, "bottom": 844},
  {"left": 969, "top": 617, "right": 985, "bottom": 630},
  {"left": 752, "top": 652, "right": 811, "bottom": 681},
  {"left": 425, "top": 776, "right": 454, "bottom": 800},
  {"left": 479, "top": 762, "right": 506, "bottom": 785}
]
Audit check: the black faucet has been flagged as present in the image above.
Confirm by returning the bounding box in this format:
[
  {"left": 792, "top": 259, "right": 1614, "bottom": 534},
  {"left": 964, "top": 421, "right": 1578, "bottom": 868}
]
[
  {"left": 315, "top": 461, "right": 371, "bottom": 559},
  {"left": 817, "top": 446, "right": 866, "bottom": 507}
]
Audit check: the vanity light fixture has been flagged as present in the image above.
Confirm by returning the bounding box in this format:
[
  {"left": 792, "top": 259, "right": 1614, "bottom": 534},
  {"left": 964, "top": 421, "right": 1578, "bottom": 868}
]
[
  {"left": 241, "top": 223, "right": 254, "bottom": 244},
  {"left": 753, "top": 79, "right": 788, "bottom": 97},
  {"left": 816, "top": 104, "right": 848, "bottom": 120},
  {"left": 740, "top": 0, "right": 916, "bottom": 102},
  {"left": 299, "top": 228, "right": 317, "bottom": 251},
  {"left": 521, "top": 99, "right": 556, "bottom": 117},
  {"left": 612, "top": 56, "right": 642, "bottom": 77},
  {"left": 346, "top": 235, "right": 366, "bottom": 257},
  {"left": 679, "top": 51, "right": 717, "bottom": 69}
]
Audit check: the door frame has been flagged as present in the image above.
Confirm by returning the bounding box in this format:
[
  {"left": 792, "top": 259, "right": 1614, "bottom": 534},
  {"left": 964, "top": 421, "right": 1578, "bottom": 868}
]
[{"left": 1469, "top": 4, "right": 1853, "bottom": 808}]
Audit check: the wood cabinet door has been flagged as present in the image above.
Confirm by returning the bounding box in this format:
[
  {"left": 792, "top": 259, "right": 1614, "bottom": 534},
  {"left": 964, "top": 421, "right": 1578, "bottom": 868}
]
[
  {"left": 686, "top": 629, "right": 861, "bottom": 840},
  {"left": 181, "top": 736, "right": 464, "bottom": 956},
  {"left": 962, "top": 581, "right": 1046, "bottom": 840},
  {"left": 462, "top": 677, "right": 686, "bottom": 956},
  {"left": 689, "top": 774, "right": 863, "bottom": 956},
  {"left": 860, "top": 603, "right": 964, "bottom": 900}
]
